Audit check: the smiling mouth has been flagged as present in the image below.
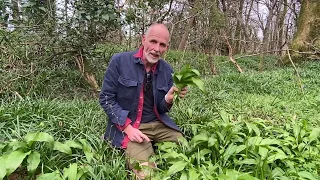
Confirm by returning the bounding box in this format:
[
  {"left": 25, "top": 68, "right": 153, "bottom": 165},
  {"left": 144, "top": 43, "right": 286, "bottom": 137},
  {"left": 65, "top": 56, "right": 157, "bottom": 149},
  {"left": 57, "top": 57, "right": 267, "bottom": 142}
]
[{"left": 150, "top": 52, "right": 159, "bottom": 58}]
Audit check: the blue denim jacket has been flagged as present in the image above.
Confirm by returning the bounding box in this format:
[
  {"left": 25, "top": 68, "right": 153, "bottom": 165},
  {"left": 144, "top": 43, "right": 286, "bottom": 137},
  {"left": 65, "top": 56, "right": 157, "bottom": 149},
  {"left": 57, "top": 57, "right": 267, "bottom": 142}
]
[{"left": 99, "top": 49, "right": 180, "bottom": 148}]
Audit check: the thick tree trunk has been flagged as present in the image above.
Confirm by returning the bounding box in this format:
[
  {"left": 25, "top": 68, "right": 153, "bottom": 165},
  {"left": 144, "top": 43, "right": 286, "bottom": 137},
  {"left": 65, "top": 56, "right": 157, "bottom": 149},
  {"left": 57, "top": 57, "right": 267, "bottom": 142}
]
[
  {"left": 75, "top": 54, "right": 100, "bottom": 96},
  {"left": 259, "top": 0, "right": 277, "bottom": 71},
  {"left": 12, "top": 0, "right": 20, "bottom": 22},
  {"left": 278, "top": 0, "right": 288, "bottom": 55},
  {"left": 178, "top": 0, "right": 196, "bottom": 50},
  {"left": 178, "top": 17, "right": 195, "bottom": 50},
  {"left": 234, "top": 0, "right": 245, "bottom": 54},
  {"left": 283, "top": 0, "right": 320, "bottom": 63}
]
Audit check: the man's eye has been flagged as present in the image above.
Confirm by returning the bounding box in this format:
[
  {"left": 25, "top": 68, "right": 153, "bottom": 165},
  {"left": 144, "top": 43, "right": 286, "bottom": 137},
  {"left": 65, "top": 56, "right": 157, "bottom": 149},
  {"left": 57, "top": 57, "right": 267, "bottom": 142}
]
[{"left": 150, "top": 40, "right": 157, "bottom": 44}]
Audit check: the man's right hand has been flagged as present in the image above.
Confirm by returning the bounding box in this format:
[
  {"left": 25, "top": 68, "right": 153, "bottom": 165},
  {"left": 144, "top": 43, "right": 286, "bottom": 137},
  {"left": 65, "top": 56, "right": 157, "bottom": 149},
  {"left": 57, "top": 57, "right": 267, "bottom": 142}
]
[{"left": 124, "top": 124, "right": 150, "bottom": 143}]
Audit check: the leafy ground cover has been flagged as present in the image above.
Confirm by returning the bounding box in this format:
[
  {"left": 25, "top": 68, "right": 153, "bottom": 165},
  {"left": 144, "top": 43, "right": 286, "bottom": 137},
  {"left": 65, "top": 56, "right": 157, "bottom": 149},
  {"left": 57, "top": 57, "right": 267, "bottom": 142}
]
[{"left": 1, "top": 56, "right": 319, "bottom": 179}]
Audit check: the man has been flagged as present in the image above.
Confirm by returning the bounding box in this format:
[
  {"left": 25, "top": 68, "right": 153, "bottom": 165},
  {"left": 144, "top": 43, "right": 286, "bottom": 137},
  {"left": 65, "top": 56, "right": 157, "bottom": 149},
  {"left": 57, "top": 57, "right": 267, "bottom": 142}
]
[{"left": 99, "top": 23, "right": 187, "bottom": 178}]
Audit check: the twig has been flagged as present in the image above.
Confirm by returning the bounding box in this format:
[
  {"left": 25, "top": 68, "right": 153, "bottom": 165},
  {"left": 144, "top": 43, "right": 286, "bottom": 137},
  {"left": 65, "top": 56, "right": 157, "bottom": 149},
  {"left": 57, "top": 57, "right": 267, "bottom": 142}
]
[
  {"left": 235, "top": 49, "right": 318, "bottom": 60},
  {"left": 235, "top": 49, "right": 286, "bottom": 60},
  {"left": 286, "top": 49, "right": 303, "bottom": 91},
  {"left": 45, "top": 50, "right": 77, "bottom": 61},
  {"left": 13, "top": 91, "right": 23, "bottom": 100},
  {"left": 223, "top": 32, "right": 243, "bottom": 73}
]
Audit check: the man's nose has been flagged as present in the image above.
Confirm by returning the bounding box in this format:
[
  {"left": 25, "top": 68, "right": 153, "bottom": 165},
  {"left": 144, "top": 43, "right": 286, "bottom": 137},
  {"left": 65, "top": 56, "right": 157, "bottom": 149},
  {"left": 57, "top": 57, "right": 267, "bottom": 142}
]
[{"left": 154, "top": 44, "right": 160, "bottom": 52}]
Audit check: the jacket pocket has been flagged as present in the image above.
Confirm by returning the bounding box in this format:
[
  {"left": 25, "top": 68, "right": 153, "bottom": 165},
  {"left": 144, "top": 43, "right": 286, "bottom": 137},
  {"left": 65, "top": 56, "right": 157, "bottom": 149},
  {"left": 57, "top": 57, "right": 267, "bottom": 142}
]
[
  {"left": 157, "top": 86, "right": 169, "bottom": 100},
  {"left": 118, "top": 77, "right": 138, "bottom": 99},
  {"left": 157, "top": 86, "right": 169, "bottom": 92}
]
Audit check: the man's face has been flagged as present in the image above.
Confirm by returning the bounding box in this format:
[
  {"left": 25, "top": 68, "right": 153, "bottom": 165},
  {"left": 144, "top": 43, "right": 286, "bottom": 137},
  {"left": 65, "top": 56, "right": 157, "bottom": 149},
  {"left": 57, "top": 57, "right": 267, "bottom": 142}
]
[{"left": 142, "top": 27, "right": 169, "bottom": 64}]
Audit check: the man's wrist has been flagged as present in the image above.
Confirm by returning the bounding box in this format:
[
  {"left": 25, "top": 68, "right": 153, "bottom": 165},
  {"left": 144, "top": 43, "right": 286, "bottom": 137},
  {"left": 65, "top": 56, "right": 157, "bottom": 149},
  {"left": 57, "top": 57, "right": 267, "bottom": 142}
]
[
  {"left": 165, "top": 94, "right": 173, "bottom": 104},
  {"left": 123, "top": 124, "right": 132, "bottom": 133}
]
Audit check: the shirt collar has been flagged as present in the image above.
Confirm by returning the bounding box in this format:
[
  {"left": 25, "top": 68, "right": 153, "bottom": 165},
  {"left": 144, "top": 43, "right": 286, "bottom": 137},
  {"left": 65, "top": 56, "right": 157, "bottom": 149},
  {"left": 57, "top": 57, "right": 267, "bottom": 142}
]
[{"left": 133, "top": 46, "right": 159, "bottom": 73}]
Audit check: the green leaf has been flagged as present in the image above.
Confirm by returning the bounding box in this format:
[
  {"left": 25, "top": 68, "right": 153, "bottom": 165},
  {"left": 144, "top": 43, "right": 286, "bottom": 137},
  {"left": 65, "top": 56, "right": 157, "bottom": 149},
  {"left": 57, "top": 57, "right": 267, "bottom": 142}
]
[
  {"left": 101, "top": 14, "right": 109, "bottom": 20},
  {"left": 223, "top": 144, "right": 237, "bottom": 162},
  {"left": 309, "top": 128, "right": 320, "bottom": 142},
  {"left": 76, "top": 169, "right": 84, "bottom": 180},
  {"left": 235, "top": 145, "right": 246, "bottom": 154},
  {"left": 298, "top": 142, "right": 306, "bottom": 152},
  {"left": 199, "top": 149, "right": 211, "bottom": 157},
  {"left": 236, "top": 159, "right": 257, "bottom": 165},
  {"left": 267, "top": 152, "right": 288, "bottom": 163},
  {"left": 64, "top": 140, "right": 83, "bottom": 149},
  {"left": 208, "top": 136, "right": 217, "bottom": 147},
  {"left": 0, "top": 156, "right": 6, "bottom": 180},
  {"left": 0, "top": 143, "right": 6, "bottom": 152},
  {"left": 27, "top": 151, "right": 41, "bottom": 173},
  {"left": 191, "top": 69, "right": 200, "bottom": 76},
  {"left": 191, "top": 77, "right": 205, "bottom": 93},
  {"left": 158, "top": 142, "right": 178, "bottom": 151},
  {"left": 36, "top": 170, "right": 62, "bottom": 180},
  {"left": 191, "top": 133, "right": 208, "bottom": 146},
  {"left": 180, "top": 172, "right": 188, "bottom": 180},
  {"left": 259, "top": 146, "right": 268, "bottom": 160},
  {"left": 298, "top": 171, "right": 317, "bottom": 180},
  {"left": 64, "top": 163, "right": 78, "bottom": 180},
  {"left": 187, "top": 108, "right": 193, "bottom": 118},
  {"left": 177, "top": 137, "right": 189, "bottom": 148},
  {"left": 53, "top": 141, "right": 72, "bottom": 155},
  {"left": 25, "top": 132, "right": 54, "bottom": 144},
  {"left": 6, "top": 150, "right": 31, "bottom": 175},
  {"left": 162, "top": 151, "right": 189, "bottom": 162},
  {"left": 238, "top": 173, "right": 259, "bottom": 180},
  {"left": 245, "top": 122, "right": 260, "bottom": 136},
  {"left": 272, "top": 167, "right": 285, "bottom": 177},
  {"left": 279, "top": 176, "right": 290, "bottom": 180},
  {"left": 167, "top": 161, "right": 188, "bottom": 175},
  {"left": 189, "top": 168, "right": 200, "bottom": 180},
  {"left": 175, "top": 74, "right": 183, "bottom": 81},
  {"left": 225, "top": 169, "right": 239, "bottom": 178},
  {"left": 260, "top": 138, "right": 281, "bottom": 146},
  {"left": 293, "top": 124, "right": 301, "bottom": 139},
  {"left": 219, "top": 110, "right": 230, "bottom": 122},
  {"left": 79, "top": 165, "right": 94, "bottom": 177},
  {"left": 9, "top": 140, "right": 28, "bottom": 151},
  {"left": 83, "top": 151, "right": 93, "bottom": 163},
  {"left": 248, "top": 136, "right": 263, "bottom": 146}
]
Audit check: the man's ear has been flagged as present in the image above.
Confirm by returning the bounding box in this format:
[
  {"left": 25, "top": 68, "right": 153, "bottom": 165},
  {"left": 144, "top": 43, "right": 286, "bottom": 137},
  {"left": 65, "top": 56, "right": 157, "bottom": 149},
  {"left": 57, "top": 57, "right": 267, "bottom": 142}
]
[
  {"left": 141, "top": 35, "right": 146, "bottom": 44},
  {"left": 165, "top": 43, "right": 170, "bottom": 52}
]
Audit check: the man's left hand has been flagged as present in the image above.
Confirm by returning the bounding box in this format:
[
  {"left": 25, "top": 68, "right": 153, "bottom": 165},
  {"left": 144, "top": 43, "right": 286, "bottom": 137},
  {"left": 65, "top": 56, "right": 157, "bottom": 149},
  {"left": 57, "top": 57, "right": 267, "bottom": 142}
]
[{"left": 165, "top": 86, "right": 188, "bottom": 104}]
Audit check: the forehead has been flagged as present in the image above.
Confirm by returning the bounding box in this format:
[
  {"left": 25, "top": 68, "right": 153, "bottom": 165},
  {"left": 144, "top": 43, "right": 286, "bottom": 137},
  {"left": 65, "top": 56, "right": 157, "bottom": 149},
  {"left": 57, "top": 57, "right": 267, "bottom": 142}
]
[
  {"left": 146, "top": 34, "right": 169, "bottom": 44},
  {"left": 145, "top": 26, "right": 169, "bottom": 44}
]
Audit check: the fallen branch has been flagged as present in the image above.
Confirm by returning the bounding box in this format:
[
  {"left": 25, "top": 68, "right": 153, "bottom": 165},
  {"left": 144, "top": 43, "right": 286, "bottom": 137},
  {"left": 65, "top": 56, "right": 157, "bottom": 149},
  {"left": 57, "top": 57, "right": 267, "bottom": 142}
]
[
  {"left": 235, "top": 49, "right": 319, "bottom": 60},
  {"left": 223, "top": 33, "right": 243, "bottom": 73},
  {"left": 287, "top": 49, "right": 304, "bottom": 91}
]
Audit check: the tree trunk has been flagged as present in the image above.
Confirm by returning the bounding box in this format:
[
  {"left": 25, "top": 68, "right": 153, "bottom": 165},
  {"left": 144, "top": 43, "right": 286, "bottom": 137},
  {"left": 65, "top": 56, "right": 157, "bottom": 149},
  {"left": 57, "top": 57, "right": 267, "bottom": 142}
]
[
  {"left": 278, "top": 0, "right": 288, "bottom": 55},
  {"left": 178, "top": 0, "right": 196, "bottom": 50},
  {"left": 12, "top": 0, "right": 20, "bottom": 22},
  {"left": 234, "top": 0, "right": 245, "bottom": 54},
  {"left": 285, "top": 0, "right": 320, "bottom": 62},
  {"left": 178, "top": 17, "right": 195, "bottom": 50},
  {"left": 259, "top": 0, "right": 277, "bottom": 71},
  {"left": 75, "top": 54, "right": 100, "bottom": 96}
]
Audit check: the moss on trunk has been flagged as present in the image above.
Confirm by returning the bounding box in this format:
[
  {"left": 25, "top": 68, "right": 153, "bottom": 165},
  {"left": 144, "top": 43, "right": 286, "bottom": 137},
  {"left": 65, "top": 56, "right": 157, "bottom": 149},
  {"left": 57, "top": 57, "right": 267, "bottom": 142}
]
[{"left": 282, "top": 0, "right": 320, "bottom": 63}]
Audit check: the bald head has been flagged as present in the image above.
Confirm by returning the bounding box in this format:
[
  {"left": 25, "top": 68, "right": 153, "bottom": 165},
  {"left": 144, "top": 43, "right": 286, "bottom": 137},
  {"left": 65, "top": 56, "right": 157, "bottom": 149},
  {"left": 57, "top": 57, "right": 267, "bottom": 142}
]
[{"left": 145, "top": 23, "right": 170, "bottom": 42}]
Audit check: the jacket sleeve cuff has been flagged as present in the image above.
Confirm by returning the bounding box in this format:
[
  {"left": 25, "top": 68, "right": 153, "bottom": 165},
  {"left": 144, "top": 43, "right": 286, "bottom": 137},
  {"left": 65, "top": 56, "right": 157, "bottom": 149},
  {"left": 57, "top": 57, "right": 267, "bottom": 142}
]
[
  {"left": 116, "top": 117, "right": 132, "bottom": 131},
  {"left": 165, "top": 100, "right": 173, "bottom": 109}
]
